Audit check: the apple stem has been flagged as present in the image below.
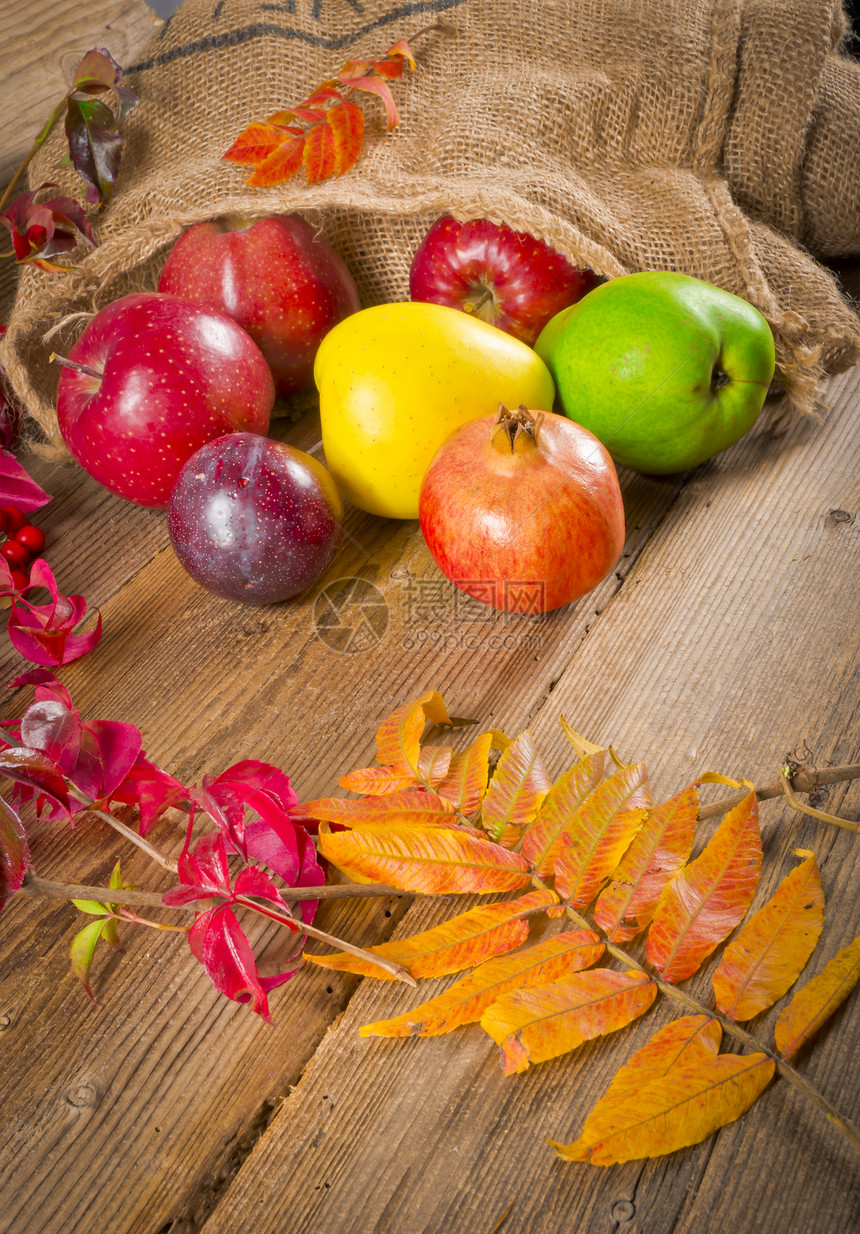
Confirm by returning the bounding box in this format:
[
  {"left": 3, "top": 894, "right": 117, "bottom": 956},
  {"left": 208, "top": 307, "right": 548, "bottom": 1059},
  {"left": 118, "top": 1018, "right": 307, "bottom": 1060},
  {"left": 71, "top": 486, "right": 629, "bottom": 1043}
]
[
  {"left": 463, "top": 286, "right": 494, "bottom": 316},
  {"left": 49, "top": 352, "right": 103, "bottom": 382}
]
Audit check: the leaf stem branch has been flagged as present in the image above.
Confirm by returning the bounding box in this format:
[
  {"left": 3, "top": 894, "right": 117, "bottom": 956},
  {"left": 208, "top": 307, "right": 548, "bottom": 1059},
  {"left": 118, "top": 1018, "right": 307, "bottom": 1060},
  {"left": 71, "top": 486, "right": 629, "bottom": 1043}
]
[
  {"left": 85, "top": 806, "right": 179, "bottom": 873},
  {"left": 18, "top": 872, "right": 404, "bottom": 907},
  {"left": 0, "top": 98, "right": 66, "bottom": 215},
  {"left": 698, "top": 761, "right": 860, "bottom": 828}
]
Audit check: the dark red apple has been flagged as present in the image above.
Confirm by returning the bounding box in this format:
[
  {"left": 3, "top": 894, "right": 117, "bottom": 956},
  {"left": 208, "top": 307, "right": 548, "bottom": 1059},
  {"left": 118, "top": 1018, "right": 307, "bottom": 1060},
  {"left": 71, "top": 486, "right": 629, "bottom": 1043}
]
[
  {"left": 158, "top": 213, "right": 361, "bottom": 398},
  {"left": 55, "top": 292, "right": 274, "bottom": 508},
  {"left": 419, "top": 403, "right": 625, "bottom": 614},
  {"left": 168, "top": 432, "right": 344, "bottom": 605},
  {"left": 409, "top": 216, "right": 599, "bottom": 346}
]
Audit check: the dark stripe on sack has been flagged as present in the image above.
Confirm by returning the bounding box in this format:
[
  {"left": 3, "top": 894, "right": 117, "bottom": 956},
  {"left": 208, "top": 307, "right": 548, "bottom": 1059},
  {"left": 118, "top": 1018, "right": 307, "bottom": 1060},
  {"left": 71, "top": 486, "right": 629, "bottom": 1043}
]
[{"left": 133, "top": 0, "right": 465, "bottom": 71}]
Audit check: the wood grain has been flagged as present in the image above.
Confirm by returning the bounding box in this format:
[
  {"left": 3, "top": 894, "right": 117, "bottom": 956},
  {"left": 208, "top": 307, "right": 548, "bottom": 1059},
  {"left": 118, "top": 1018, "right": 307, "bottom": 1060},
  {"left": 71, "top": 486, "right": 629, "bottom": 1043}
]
[{"left": 199, "top": 377, "right": 860, "bottom": 1234}]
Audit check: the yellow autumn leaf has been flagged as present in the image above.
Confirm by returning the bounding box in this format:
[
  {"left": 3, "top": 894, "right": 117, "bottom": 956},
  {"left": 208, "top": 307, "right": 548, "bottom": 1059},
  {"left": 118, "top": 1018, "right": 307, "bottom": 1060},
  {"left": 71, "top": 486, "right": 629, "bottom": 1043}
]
[
  {"left": 481, "top": 968, "right": 656, "bottom": 1075},
  {"left": 306, "top": 889, "right": 557, "bottom": 980},
  {"left": 522, "top": 750, "right": 607, "bottom": 876},
  {"left": 360, "top": 928, "right": 605, "bottom": 1037},
  {"left": 712, "top": 854, "right": 824, "bottom": 1021},
  {"left": 550, "top": 1051, "right": 774, "bottom": 1164},
  {"left": 774, "top": 934, "right": 860, "bottom": 1060}
]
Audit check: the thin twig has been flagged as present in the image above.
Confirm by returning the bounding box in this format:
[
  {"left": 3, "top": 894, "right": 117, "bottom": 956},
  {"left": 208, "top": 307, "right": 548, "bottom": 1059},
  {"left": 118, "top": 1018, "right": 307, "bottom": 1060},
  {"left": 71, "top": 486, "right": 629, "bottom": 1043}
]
[
  {"left": 18, "top": 873, "right": 404, "bottom": 908},
  {"left": 697, "top": 762, "right": 860, "bottom": 822},
  {"left": 778, "top": 766, "right": 860, "bottom": 833},
  {"left": 86, "top": 807, "right": 179, "bottom": 873}
]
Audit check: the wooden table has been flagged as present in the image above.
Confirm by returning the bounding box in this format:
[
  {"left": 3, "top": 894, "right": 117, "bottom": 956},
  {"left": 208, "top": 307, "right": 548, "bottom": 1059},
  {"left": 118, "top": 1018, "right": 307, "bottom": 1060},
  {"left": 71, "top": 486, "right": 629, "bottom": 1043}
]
[{"left": 2, "top": 5, "right": 859, "bottom": 1233}]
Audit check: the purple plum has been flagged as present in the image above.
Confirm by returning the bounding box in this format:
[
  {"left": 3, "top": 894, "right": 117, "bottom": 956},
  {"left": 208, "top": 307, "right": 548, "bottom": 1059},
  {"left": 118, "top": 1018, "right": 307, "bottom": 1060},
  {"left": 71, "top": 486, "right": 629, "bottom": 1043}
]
[{"left": 168, "top": 433, "right": 343, "bottom": 604}]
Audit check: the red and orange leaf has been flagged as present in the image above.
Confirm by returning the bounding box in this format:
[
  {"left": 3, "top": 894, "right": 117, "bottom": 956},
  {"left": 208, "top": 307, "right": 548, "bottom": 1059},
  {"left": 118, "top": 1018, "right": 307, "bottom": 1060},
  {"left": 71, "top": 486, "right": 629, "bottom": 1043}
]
[
  {"left": 382, "top": 38, "right": 416, "bottom": 70},
  {"left": 302, "top": 119, "right": 337, "bottom": 183},
  {"left": 417, "top": 745, "right": 453, "bottom": 785},
  {"left": 550, "top": 1051, "right": 774, "bottom": 1164},
  {"left": 482, "top": 730, "right": 551, "bottom": 844},
  {"left": 245, "top": 134, "right": 305, "bottom": 186},
  {"left": 338, "top": 765, "right": 420, "bottom": 795},
  {"left": 646, "top": 789, "right": 762, "bottom": 983},
  {"left": 712, "top": 854, "right": 824, "bottom": 1021},
  {"left": 593, "top": 784, "right": 699, "bottom": 942},
  {"left": 222, "top": 122, "right": 289, "bottom": 166},
  {"left": 522, "top": 750, "right": 607, "bottom": 876},
  {"left": 436, "top": 730, "right": 508, "bottom": 815},
  {"left": 585, "top": 1015, "right": 722, "bottom": 1116},
  {"left": 553, "top": 762, "right": 652, "bottom": 909},
  {"left": 361, "top": 928, "right": 605, "bottom": 1037},
  {"left": 481, "top": 968, "right": 657, "bottom": 1075},
  {"left": 327, "top": 98, "right": 365, "bottom": 177},
  {"left": 301, "top": 789, "right": 455, "bottom": 829},
  {"left": 774, "top": 934, "right": 860, "bottom": 1060},
  {"left": 375, "top": 690, "right": 453, "bottom": 779},
  {"left": 318, "top": 823, "right": 531, "bottom": 894},
  {"left": 307, "top": 888, "right": 557, "bottom": 981},
  {"left": 338, "top": 74, "right": 401, "bottom": 128}
]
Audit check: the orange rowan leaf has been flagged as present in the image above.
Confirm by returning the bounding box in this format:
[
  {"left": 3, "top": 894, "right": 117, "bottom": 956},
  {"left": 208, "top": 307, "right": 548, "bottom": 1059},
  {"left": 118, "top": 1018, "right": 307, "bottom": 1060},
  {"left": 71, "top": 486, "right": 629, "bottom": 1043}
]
[
  {"left": 327, "top": 98, "right": 365, "bottom": 177},
  {"left": 375, "top": 690, "right": 453, "bottom": 779},
  {"left": 361, "top": 928, "right": 605, "bottom": 1037},
  {"left": 437, "top": 730, "right": 508, "bottom": 816},
  {"left": 302, "top": 118, "right": 337, "bottom": 183},
  {"left": 646, "top": 790, "right": 762, "bottom": 983},
  {"left": 482, "top": 730, "right": 551, "bottom": 845},
  {"left": 522, "top": 750, "right": 607, "bottom": 876},
  {"left": 774, "top": 934, "right": 860, "bottom": 1060},
  {"left": 338, "top": 766, "right": 421, "bottom": 795},
  {"left": 556, "top": 1015, "right": 723, "bottom": 1156},
  {"left": 481, "top": 968, "right": 657, "bottom": 1075},
  {"left": 381, "top": 38, "right": 417, "bottom": 71},
  {"left": 307, "top": 888, "right": 557, "bottom": 980},
  {"left": 553, "top": 762, "right": 652, "bottom": 909},
  {"left": 712, "top": 854, "right": 824, "bottom": 1021},
  {"left": 245, "top": 133, "right": 305, "bottom": 186},
  {"left": 222, "top": 122, "right": 291, "bottom": 166},
  {"left": 337, "top": 74, "right": 400, "bottom": 128},
  {"left": 318, "top": 823, "right": 531, "bottom": 894},
  {"left": 417, "top": 745, "right": 453, "bottom": 785},
  {"left": 301, "top": 789, "right": 455, "bottom": 829},
  {"left": 593, "top": 784, "right": 699, "bottom": 942},
  {"left": 550, "top": 1050, "right": 774, "bottom": 1164}
]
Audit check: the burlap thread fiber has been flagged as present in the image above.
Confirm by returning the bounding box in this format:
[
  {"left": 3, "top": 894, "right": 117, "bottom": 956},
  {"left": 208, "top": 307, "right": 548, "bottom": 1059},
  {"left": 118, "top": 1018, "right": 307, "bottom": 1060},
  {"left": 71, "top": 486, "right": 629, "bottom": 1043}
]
[{"left": 4, "top": 0, "right": 860, "bottom": 453}]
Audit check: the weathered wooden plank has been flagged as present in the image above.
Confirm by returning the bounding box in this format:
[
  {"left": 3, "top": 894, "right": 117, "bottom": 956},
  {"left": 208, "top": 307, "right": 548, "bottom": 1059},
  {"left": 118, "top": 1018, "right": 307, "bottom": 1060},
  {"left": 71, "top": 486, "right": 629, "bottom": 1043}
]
[
  {"left": 198, "top": 371, "right": 860, "bottom": 1234},
  {"left": 0, "top": 438, "right": 683, "bottom": 1233}
]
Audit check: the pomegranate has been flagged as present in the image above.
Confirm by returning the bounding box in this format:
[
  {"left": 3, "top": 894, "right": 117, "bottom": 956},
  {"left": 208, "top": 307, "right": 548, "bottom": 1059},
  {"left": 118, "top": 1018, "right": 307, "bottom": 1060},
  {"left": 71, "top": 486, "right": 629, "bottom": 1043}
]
[{"left": 419, "top": 404, "right": 625, "bottom": 614}]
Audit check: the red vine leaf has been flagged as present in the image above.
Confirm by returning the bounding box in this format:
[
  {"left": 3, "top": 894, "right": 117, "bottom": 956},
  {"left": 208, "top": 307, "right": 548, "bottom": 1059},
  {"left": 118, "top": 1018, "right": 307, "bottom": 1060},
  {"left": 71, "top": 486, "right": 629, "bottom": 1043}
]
[
  {"left": 0, "top": 184, "right": 96, "bottom": 271},
  {"left": 4, "top": 557, "right": 101, "bottom": 667},
  {"left": 0, "top": 448, "right": 51, "bottom": 514},
  {"left": 0, "top": 792, "right": 29, "bottom": 913}
]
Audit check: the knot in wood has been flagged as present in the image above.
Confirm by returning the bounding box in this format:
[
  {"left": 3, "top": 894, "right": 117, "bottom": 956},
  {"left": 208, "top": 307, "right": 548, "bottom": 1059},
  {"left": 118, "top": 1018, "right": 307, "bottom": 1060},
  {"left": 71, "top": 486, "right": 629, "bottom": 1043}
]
[
  {"left": 611, "top": 1199, "right": 636, "bottom": 1222},
  {"left": 66, "top": 1083, "right": 99, "bottom": 1108}
]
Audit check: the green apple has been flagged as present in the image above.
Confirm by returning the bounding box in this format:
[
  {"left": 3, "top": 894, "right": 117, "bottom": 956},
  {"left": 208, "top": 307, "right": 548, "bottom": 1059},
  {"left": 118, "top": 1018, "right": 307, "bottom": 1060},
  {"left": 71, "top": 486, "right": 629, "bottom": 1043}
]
[
  {"left": 534, "top": 272, "right": 776, "bottom": 474},
  {"left": 315, "top": 302, "right": 555, "bottom": 519}
]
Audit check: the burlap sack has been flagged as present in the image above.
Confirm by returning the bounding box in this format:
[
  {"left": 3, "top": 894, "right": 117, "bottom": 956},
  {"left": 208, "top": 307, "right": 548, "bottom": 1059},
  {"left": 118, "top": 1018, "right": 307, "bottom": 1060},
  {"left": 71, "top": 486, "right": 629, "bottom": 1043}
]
[{"left": 4, "top": 0, "right": 860, "bottom": 452}]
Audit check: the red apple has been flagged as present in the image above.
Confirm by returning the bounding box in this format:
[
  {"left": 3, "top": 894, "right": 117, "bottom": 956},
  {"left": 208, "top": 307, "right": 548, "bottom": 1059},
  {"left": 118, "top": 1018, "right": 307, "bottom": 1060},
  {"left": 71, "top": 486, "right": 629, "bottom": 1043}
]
[
  {"left": 158, "top": 213, "right": 361, "bottom": 398},
  {"left": 419, "top": 403, "right": 625, "bottom": 614},
  {"left": 55, "top": 292, "right": 274, "bottom": 508},
  {"left": 409, "top": 216, "right": 599, "bottom": 346},
  {"left": 168, "top": 432, "right": 344, "bottom": 604}
]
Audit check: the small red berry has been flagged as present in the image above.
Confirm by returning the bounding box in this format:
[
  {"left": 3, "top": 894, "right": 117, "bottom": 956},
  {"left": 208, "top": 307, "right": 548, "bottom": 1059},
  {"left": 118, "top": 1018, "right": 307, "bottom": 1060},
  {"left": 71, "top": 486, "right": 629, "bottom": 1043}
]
[
  {"left": 1, "top": 505, "right": 27, "bottom": 535},
  {"left": 9, "top": 569, "right": 28, "bottom": 592},
  {"left": 1, "top": 540, "right": 30, "bottom": 569},
  {"left": 15, "top": 524, "right": 45, "bottom": 553}
]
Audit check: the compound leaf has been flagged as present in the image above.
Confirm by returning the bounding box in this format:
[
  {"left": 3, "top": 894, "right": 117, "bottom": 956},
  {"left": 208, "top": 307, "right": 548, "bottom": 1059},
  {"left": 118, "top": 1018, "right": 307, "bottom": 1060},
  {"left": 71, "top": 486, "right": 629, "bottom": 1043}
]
[
  {"left": 482, "top": 729, "right": 551, "bottom": 845},
  {"left": 522, "top": 750, "right": 607, "bottom": 876}
]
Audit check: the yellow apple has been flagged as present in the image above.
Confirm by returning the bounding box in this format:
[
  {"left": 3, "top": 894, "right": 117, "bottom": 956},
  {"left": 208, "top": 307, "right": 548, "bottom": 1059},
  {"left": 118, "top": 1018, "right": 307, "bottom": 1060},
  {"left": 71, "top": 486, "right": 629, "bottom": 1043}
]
[{"left": 314, "top": 302, "right": 556, "bottom": 519}]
